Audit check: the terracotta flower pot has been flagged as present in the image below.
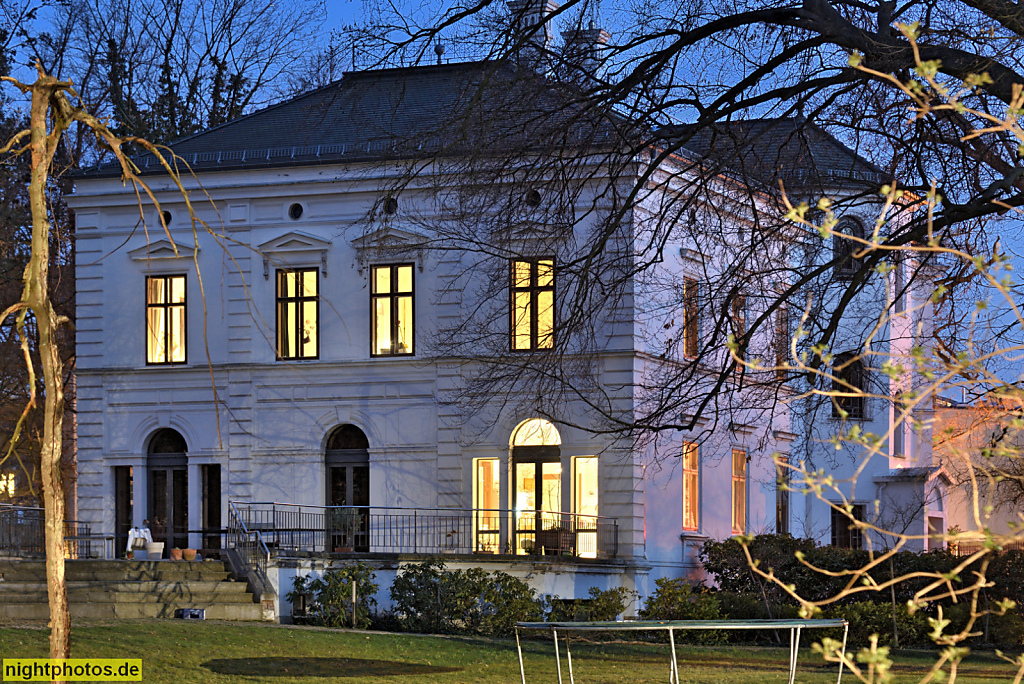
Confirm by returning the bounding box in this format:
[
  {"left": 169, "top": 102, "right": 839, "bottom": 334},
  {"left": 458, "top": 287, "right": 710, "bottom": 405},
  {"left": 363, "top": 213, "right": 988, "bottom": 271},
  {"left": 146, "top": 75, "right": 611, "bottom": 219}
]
[
  {"left": 170, "top": 548, "right": 184, "bottom": 561},
  {"left": 182, "top": 549, "right": 197, "bottom": 561}
]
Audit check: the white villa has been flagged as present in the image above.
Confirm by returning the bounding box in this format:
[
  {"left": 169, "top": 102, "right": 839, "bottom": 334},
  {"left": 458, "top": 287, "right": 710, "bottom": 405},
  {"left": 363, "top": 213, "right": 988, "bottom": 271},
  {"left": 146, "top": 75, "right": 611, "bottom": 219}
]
[{"left": 66, "top": 2, "right": 951, "bottom": 618}]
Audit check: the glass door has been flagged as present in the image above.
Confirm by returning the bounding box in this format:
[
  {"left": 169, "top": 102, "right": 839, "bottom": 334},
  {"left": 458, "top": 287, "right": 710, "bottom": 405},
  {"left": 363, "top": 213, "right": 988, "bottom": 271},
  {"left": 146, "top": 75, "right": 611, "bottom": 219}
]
[{"left": 514, "top": 460, "right": 562, "bottom": 554}]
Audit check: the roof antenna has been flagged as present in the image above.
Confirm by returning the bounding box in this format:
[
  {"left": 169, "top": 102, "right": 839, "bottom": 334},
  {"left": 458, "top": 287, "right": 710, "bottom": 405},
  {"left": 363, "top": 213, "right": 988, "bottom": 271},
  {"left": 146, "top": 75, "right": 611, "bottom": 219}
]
[{"left": 434, "top": 40, "right": 445, "bottom": 65}]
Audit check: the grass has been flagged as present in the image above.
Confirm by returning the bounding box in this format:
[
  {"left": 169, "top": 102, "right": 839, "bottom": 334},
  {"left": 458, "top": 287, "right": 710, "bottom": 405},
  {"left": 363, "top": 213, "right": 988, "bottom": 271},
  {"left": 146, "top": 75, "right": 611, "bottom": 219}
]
[{"left": 0, "top": 620, "right": 1020, "bottom": 683}]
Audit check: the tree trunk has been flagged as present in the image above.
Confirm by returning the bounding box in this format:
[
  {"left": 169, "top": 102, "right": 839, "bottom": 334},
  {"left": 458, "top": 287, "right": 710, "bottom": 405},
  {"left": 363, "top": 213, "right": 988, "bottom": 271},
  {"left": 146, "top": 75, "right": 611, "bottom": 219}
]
[{"left": 23, "top": 70, "right": 70, "bottom": 666}]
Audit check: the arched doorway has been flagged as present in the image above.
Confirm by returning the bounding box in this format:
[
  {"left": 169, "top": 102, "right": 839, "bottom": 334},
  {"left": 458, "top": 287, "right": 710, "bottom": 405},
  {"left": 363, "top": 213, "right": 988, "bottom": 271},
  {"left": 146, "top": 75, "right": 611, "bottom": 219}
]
[
  {"left": 325, "top": 424, "right": 370, "bottom": 552},
  {"left": 147, "top": 428, "right": 188, "bottom": 552},
  {"left": 510, "top": 419, "right": 564, "bottom": 555}
]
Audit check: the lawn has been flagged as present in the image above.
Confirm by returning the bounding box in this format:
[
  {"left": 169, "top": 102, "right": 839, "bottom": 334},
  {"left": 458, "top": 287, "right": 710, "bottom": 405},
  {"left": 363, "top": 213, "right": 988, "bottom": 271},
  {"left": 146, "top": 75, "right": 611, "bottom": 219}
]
[{"left": 0, "top": 621, "right": 1020, "bottom": 683}]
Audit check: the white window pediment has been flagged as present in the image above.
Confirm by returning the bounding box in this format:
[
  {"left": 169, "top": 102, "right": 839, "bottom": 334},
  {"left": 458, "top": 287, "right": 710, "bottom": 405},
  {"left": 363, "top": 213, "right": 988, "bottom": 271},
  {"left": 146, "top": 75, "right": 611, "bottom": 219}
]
[
  {"left": 351, "top": 227, "right": 428, "bottom": 274},
  {"left": 258, "top": 230, "right": 332, "bottom": 279},
  {"left": 129, "top": 239, "right": 199, "bottom": 262}
]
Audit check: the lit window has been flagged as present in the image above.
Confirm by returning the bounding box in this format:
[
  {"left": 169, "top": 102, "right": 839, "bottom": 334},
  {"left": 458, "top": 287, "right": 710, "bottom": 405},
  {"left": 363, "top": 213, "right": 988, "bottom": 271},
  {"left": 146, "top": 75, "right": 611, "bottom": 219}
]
[
  {"left": 574, "top": 456, "right": 599, "bottom": 558},
  {"left": 276, "top": 269, "right": 318, "bottom": 359},
  {"left": 0, "top": 472, "right": 14, "bottom": 498},
  {"left": 682, "top": 278, "right": 699, "bottom": 359},
  {"left": 682, "top": 442, "right": 699, "bottom": 531},
  {"left": 776, "top": 456, "right": 789, "bottom": 535},
  {"left": 371, "top": 264, "right": 414, "bottom": 356},
  {"left": 731, "top": 448, "right": 747, "bottom": 534},
  {"left": 474, "top": 458, "right": 500, "bottom": 553},
  {"left": 146, "top": 275, "right": 186, "bottom": 364},
  {"left": 511, "top": 258, "right": 555, "bottom": 350}
]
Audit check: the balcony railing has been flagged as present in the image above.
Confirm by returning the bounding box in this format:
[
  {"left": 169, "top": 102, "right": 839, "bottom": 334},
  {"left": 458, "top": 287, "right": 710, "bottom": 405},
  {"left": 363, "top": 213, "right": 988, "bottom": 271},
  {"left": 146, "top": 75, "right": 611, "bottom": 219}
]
[
  {"left": 0, "top": 504, "right": 110, "bottom": 558},
  {"left": 228, "top": 501, "right": 619, "bottom": 559}
]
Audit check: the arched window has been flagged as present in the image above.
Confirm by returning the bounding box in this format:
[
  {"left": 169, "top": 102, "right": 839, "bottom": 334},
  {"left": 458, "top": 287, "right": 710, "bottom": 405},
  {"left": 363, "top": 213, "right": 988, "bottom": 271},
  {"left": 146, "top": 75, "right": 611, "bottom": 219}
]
[
  {"left": 833, "top": 217, "right": 865, "bottom": 278},
  {"left": 510, "top": 419, "right": 564, "bottom": 555},
  {"left": 325, "top": 424, "right": 369, "bottom": 552},
  {"left": 147, "top": 428, "right": 188, "bottom": 551},
  {"left": 510, "top": 418, "right": 561, "bottom": 447},
  {"left": 832, "top": 353, "right": 866, "bottom": 419}
]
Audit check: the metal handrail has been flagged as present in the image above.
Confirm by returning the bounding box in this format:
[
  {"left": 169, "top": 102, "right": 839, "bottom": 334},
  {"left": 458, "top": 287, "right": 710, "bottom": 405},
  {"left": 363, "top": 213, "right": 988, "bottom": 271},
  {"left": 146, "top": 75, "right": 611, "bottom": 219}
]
[{"left": 227, "top": 501, "right": 272, "bottom": 582}]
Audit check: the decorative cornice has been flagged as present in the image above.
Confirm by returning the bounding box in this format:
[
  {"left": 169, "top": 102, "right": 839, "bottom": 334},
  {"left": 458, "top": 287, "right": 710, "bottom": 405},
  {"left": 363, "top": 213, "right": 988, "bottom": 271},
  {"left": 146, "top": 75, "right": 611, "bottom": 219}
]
[
  {"left": 351, "top": 227, "right": 429, "bottom": 275},
  {"left": 128, "top": 239, "right": 199, "bottom": 262},
  {"left": 258, "top": 230, "right": 332, "bottom": 279}
]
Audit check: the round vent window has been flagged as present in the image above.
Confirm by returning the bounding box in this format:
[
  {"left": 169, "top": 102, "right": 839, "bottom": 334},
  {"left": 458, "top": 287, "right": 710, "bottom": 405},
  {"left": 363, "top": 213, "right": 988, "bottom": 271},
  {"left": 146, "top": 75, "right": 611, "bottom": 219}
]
[
  {"left": 383, "top": 197, "right": 399, "bottom": 215},
  {"left": 161, "top": 210, "right": 172, "bottom": 226},
  {"left": 288, "top": 203, "right": 304, "bottom": 220},
  {"left": 526, "top": 189, "right": 542, "bottom": 208}
]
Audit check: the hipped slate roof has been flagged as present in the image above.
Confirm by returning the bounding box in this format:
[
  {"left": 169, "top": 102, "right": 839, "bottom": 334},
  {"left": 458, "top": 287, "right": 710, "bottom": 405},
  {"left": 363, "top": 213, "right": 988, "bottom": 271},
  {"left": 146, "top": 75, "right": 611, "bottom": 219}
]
[
  {"left": 85, "top": 60, "right": 625, "bottom": 176},
  {"left": 84, "top": 60, "right": 883, "bottom": 188},
  {"left": 678, "top": 117, "right": 886, "bottom": 190}
]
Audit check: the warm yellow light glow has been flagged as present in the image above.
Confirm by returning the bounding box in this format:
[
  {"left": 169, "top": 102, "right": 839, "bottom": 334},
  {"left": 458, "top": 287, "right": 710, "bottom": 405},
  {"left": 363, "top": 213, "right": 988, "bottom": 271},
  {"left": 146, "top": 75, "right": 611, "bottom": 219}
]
[
  {"left": 474, "top": 458, "right": 501, "bottom": 553},
  {"left": 372, "top": 265, "right": 414, "bottom": 355},
  {"left": 511, "top": 418, "right": 561, "bottom": 446},
  {"left": 146, "top": 275, "right": 186, "bottom": 363},
  {"left": 682, "top": 443, "right": 699, "bottom": 531},
  {"left": 574, "top": 456, "right": 598, "bottom": 558},
  {"left": 0, "top": 472, "right": 14, "bottom": 498},
  {"left": 277, "top": 270, "right": 318, "bottom": 359},
  {"left": 511, "top": 259, "right": 555, "bottom": 350},
  {"left": 732, "top": 448, "right": 747, "bottom": 534}
]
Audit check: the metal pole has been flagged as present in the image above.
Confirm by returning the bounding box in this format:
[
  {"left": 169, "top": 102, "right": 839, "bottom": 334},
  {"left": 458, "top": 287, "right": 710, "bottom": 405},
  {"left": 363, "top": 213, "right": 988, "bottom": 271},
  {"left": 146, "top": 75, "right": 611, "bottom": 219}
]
[
  {"left": 352, "top": 579, "right": 357, "bottom": 629},
  {"left": 516, "top": 626, "right": 524, "bottom": 684},
  {"left": 837, "top": 623, "right": 849, "bottom": 684},
  {"left": 553, "top": 629, "right": 563, "bottom": 684},
  {"left": 668, "top": 627, "right": 679, "bottom": 684},
  {"left": 788, "top": 626, "right": 802, "bottom": 684},
  {"left": 566, "top": 634, "right": 575, "bottom": 684},
  {"left": 516, "top": 628, "right": 527, "bottom": 684}
]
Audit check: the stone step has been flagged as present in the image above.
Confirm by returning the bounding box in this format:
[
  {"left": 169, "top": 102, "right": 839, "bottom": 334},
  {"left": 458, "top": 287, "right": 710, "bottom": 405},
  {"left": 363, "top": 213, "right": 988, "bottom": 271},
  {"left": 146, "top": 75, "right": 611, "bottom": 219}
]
[
  {"left": 0, "top": 591, "right": 257, "bottom": 604},
  {"left": 0, "top": 601, "right": 263, "bottom": 620},
  {"left": 0, "top": 559, "right": 262, "bottom": 622},
  {"left": 0, "top": 580, "right": 249, "bottom": 593},
  {"left": 0, "top": 568, "right": 232, "bottom": 582}
]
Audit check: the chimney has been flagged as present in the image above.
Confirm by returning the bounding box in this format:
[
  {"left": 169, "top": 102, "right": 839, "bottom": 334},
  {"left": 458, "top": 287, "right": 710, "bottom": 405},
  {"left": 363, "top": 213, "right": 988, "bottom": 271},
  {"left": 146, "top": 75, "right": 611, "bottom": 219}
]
[
  {"left": 561, "top": 19, "right": 610, "bottom": 81},
  {"left": 507, "top": 0, "right": 561, "bottom": 67}
]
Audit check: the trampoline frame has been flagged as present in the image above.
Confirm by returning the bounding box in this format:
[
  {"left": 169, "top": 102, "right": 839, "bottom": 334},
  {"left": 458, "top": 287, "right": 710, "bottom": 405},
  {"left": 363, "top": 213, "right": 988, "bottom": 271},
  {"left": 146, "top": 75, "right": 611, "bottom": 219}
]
[{"left": 513, "top": 618, "right": 849, "bottom": 684}]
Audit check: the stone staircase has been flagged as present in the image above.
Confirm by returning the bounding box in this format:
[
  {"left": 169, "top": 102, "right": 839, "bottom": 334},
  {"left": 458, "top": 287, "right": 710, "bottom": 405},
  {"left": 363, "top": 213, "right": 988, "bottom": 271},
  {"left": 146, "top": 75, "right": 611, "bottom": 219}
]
[{"left": 0, "top": 559, "right": 262, "bottom": 620}]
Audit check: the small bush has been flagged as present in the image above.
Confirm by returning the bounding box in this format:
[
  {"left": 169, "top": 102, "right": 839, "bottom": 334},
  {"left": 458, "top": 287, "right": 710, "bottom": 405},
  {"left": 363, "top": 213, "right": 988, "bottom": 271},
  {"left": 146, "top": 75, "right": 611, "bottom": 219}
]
[
  {"left": 945, "top": 603, "right": 1024, "bottom": 646},
  {"left": 286, "top": 563, "right": 378, "bottom": 629},
  {"left": 389, "top": 560, "right": 542, "bottom": 635},
  {"left": 639, "top": 578, "right": 725, "bottom": 644},
  {"left": 547, "top": 587, "right": 633, "bottom": 622},
  {"left": 824, "top": 601, "right": 928, "bottom": 648}
]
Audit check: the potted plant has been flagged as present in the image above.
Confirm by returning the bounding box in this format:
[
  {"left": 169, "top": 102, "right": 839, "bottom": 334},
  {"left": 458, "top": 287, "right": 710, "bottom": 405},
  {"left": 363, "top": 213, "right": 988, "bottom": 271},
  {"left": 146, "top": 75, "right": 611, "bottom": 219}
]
[
  {"left": 125, "top": 550, "right": 134, "bottom": 560},
  {"left": 182, "top": 548, "right": 197, "bottom": 561},
  {"left": 170, "top": 547, "right": 184, "bottom": 561}
]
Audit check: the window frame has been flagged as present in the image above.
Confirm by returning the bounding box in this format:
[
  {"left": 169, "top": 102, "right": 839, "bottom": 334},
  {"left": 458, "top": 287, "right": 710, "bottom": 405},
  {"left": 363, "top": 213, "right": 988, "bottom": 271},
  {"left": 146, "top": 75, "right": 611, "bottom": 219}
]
[
  {"left": 731, "top": 448, "right": 747, "bottom": 535},
  {"left": 730, "top": 292, "right": 747, "bottom": 366},
  {"left": 833, "top": 217, "right": 865, "bottom": 279},
  {"left": 145, "top": 274, "right": 187, "bottom": 365},
  {"left": 509, "top": 257, "right": 556, "bottom": 351},
  {"left": 370, "top": 263, "right": 416, "bottom": 357},
  {"left": 776, "top": 456, "right": 790, "bottom": 535},
  {"left": 682, "top": 442, "right": 699, "bottom": 532},
  {"left": 682, "top": 278, "right": 700, "bottom": 360},
  {"left": 275, "top": 267, "right": 320, "bottom": 360},
  {"left": 831, "top": 504, "right": 865, "bottom": 549},
  {"left": 775, "top": 305, "right": 790, "bottom": 380},
  {"left": 832, "top": 352, "right": 866, "bottom": 420}
]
